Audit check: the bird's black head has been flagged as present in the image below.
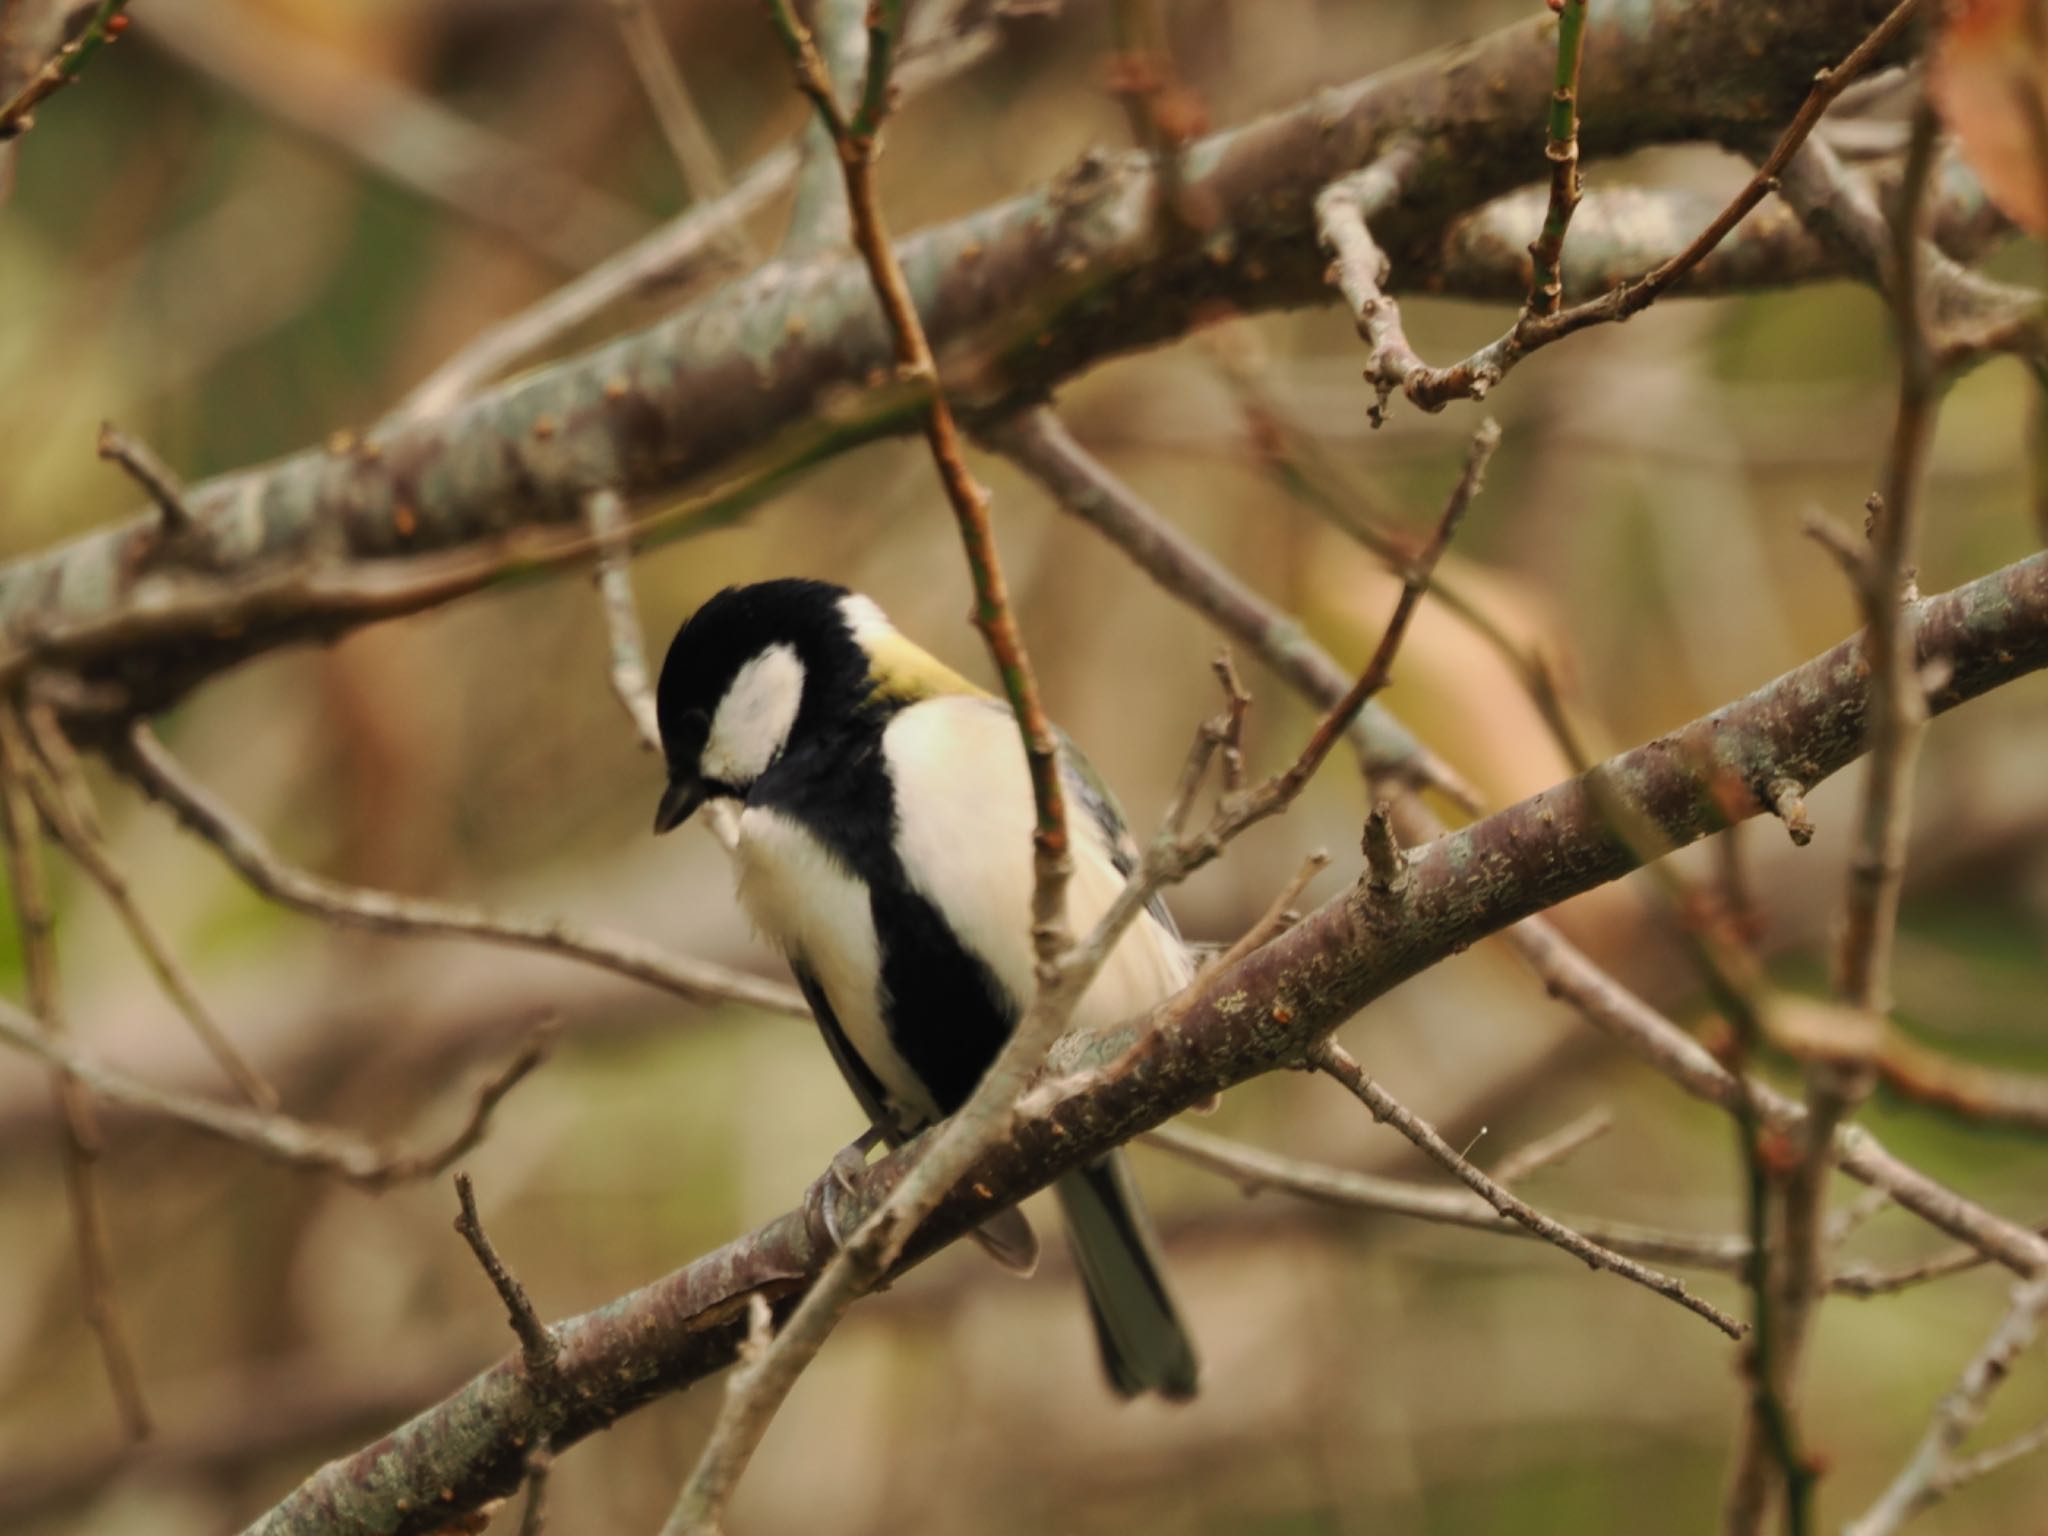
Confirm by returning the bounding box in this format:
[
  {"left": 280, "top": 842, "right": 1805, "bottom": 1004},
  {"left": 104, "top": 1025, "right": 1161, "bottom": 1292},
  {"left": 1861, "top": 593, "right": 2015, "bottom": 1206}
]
[{"left": 651, "top": 578, "right": 877, "bottom": 833}]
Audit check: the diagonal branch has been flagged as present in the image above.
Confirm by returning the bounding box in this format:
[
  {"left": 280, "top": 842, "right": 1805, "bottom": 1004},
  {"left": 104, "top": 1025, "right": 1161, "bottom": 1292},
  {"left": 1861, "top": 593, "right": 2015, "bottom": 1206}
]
[
  {"left": 112, "top": 723, "right": 805, "bottom": 1018},
  {"left": 0, "top": 998, "right": 552, "bottom": 1191},
  {"left": 1317, "top": 0, "right": 1929, "bottom": 417},
  {"left": 1846, "top": 1275, "right": 2048, "bottom": 1535},
  {"left": 994, "top": 411, "right": 2048, "bottom": 1278},
  {"left": 1311, "top": 1040, "right": 1744, "bottom": 1337},
  {"left": 0, "top": 0, "right": 1920, "bottom": 753},
  {"left": 0, "top": 704, "right": 150, "bottom": 1442},
  {"left": 241, "top": 548, "right": 2048, "bottom": 1536},
  {"left": 12, "top": 704, "right": 276, "bottom": 1110}
]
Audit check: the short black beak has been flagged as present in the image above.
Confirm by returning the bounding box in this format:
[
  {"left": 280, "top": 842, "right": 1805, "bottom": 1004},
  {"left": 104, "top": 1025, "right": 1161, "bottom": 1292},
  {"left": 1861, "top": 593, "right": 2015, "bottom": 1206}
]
[{"left": 653, "top": 775, "right": 707, "bottom": 835}]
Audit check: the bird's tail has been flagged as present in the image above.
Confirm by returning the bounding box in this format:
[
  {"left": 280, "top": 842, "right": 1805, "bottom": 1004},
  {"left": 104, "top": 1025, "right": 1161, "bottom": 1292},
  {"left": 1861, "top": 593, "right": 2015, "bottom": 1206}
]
[{"left": 1055, "top": 1153, "right": 1199, "bottom": 1401}]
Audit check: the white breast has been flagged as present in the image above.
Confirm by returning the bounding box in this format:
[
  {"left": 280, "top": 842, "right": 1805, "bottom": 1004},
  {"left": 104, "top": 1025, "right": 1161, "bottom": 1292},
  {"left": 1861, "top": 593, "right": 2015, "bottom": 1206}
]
[
  {"left": 729, "top": 804, "right": 939, "bottom": 1124},
  {"left": 882, "top": 697, "right": 1192, "bottom": 1038}
]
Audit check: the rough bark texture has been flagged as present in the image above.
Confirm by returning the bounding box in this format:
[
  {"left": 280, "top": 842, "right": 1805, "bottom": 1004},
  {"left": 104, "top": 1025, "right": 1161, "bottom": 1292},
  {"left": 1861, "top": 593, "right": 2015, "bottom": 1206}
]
[
  {"left": 244, "top": 548, "right": 2048, "bottom": 1536},
  {"left": 0, "top": 0, "right": 1905, "bottom": 754}
]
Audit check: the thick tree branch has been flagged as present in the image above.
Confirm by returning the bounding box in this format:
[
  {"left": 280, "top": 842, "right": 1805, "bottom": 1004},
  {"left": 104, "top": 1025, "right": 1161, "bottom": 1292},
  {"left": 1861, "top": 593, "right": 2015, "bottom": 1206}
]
[
  {"left": 0, "top": 0, "right": 1914, "bottom": 756},
  {"left": 243, "top": 548, "right": 2048, "bottom": 1536}
]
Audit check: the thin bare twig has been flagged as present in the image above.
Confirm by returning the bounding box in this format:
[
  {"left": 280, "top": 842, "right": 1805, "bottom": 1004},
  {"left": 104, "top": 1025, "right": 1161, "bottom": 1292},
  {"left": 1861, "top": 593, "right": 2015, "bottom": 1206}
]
[
  {"left": 0, "top": 998, "right": 552, "bottom": 1190},
  {"left": 583, "top": 488, "right": 663, "bottom": 754},
  {"left": 664, "top": 5, "right": 1076, "bottom": 1521},
  {"left": 1750, "top": 95, "right": 1945, "bottom": 1536},
  {"left": 1252, "top": 419, "right": 1500, "bottom": 810},
  {"left": 1108, "top": 0, "right": 1202, "bottom": 228},
  {"left": 607, "top": 0, "right": 740, "bottom": 208},
  {"left": 0, "top": 0, "right": 128, "bottom": 141},
  {"left": 1145, "top": 1121, "right": 1752, "bottom": 1273},
  {"left": 394, "top": 1, "right": 1008, "bottom": 420},
  {"left": 453, "top": 1173, "right": 565, "bottom": 1402},
  {"left": 1525, "top": 0, "right": 1589, "bottom": 317},
  {"left": 10, "top": 706, "right": 277, "bottom": 1110},
  {"left": 1491, "top": 1104, "right": 1614, "bottom": 1187},
  {"left": 0, "top": 712, "right": 150, "bottom": 1439},
  {"left": 994, "top": 403, "right": 2048, "bottom": 1290},
  {"left": 669, "top": 313, "right": 1497, "bottom": 1531},
  {"left": 1317, "top": 0, "right": 1926, "bottom": 416},
  {"left": 1846, "top": 1275, "right": 2048, "bottom": 1536},
  {"left": 144, "top": 0, "right": 648, "bottom": 270},
  {"left": 96, "top": 420, "right": 193, "bottom": 535},
  {"left": 761, "top": 0, "right": 1071, "bottom": 926},
  {"left": 1309, "top": 1040, "right": 1745, "bottom": 1338},
  {"left": 113, "top": 723, "right": 804, "bottom": 1017},
  {"left": 1198, "top": 850, "right": 1329, "bottom": 981},
  {"left": 984, "top": 407, "right": 1479, "bottom": 804}
]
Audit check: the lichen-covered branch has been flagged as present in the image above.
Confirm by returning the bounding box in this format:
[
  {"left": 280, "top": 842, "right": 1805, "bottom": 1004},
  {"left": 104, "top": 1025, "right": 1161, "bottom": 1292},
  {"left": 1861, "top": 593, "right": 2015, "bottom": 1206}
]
[{"left": 0, "top": 0, "right": 1914, "bottom": 756}]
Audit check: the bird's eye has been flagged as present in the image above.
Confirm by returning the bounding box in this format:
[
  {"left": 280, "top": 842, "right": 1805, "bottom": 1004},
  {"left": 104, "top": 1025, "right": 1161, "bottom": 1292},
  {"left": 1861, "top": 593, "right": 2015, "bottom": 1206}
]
[{"left": 665, "top": 708, "right": 710, "bottom": 757}]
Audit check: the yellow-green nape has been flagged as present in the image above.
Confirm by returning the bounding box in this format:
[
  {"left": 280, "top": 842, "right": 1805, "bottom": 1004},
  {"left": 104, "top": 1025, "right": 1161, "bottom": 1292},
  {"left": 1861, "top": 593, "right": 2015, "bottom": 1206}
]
[{"left": 861, "top": 628, "right": 989, "bottom": 705}]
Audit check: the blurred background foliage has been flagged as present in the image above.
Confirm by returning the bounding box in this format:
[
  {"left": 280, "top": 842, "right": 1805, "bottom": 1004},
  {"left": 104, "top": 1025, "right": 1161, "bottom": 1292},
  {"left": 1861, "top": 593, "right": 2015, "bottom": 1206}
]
[{"left": 2, "top": 0, "right": 2047, "bottom": 1532}]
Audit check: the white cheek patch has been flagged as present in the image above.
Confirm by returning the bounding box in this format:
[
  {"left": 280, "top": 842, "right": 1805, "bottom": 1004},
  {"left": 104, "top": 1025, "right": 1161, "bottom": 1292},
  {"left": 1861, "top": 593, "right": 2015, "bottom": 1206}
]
[
  {"left": 702, "top": 643, "right": 805, "bottom": 786},
  {"left": 838, "top": 593, "right": 895, "bottom": 648}
]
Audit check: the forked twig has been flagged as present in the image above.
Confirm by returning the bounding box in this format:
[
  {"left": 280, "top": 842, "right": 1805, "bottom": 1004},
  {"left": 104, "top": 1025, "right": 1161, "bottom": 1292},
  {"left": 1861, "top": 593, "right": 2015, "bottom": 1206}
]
[
  {"left": 1309, "top": 1040, "right": 1745, "bottom": 1339},
  {"left": 0, "top": 1000, "right": 553, "bottom": 1191},
  {"left": 0, "top": 715, "right": 150, "bottom": 1439},
  {"left": 114, "top": 723, "right": 804, "bottom": 1017}
]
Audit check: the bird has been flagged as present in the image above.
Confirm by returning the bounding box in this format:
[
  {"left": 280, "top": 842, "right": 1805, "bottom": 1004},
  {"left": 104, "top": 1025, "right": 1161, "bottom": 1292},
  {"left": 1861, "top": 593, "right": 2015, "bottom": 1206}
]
[{"left": 652, "top": 577, "right": 1199, "bottom": 1401}]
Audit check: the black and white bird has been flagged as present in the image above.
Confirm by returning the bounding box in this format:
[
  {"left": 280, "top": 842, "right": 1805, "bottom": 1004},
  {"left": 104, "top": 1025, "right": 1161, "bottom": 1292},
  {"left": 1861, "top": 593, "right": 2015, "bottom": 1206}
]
[{"left": 652, "top": 578, "right": 1199, "bottom": 1401}]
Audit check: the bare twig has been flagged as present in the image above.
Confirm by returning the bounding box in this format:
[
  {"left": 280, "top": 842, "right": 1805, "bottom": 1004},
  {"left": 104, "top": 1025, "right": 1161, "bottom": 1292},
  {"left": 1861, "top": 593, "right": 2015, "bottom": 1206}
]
[
  {"left": 664, "top": 6, "right": 1079, "bottom": 1521},
  {"left": 607, "top": 0, "right": 739, "bottom": 208},
  {"left": 143, "top": 0, "right": 648, "bottom": 270},
  {"left": 1317, "top": 0, "right": 1926, "bottom": 416},
  {"left": 0, "top": 999, "right": 552, "bottom": 1190},
  {"left": 453, "top": 1173, "right": 564, "bottom": 1402},
  {"left": 1197, "top": 849, "right": 1330, "bottom": 982},
  {"left": 10, "top": 706, "right": 277, "bottom": 1111},
  {"left": 114, "top": 723, "right": 805, "bottom": 1017},
  {"left": 1360, "top": 803, "right": 1405, "bottom": 895},
  {"left": 0, "top": 713, "right": 150, "bottom": 1440},
  {"left": 582, "top": 488, "right": 663, "bottom": 753},
  {"left": 993, "top": 408, "right": 2048, "bottom": 1291},
  {"left": 1752, "top": 97, "right": 1945, "bottom": 1536},
  {"left": 0, "top": 0, "right": 128, "bottom": 141},
  {"left": 1309, "top": 1040, "right": 1745, "bottom": 1338},
  {"left": 395, "top": 2, "right": 1008, "bottom": 420},
  {"left": 1145, "top": 1121, "right": 1750, "bottom": 1272},
  {"left": 760, "top": 0, "right": 1071, "bottom": 932},
  {"left": 782, "top": 0, "right": 866, "bottom": 254},
  {"left": 1846, "top": 1275, "right": 2048, "bottom": 1536},
  {"left": 1525, "top": 0, "right": 1589, "bottom": 317},
  {"left": 1491, "top": 1104, "right": 1614, "bottom": 1186},
  {"left": 96, "top": 420, "right": 193, "bottom": 535},
  {"left": 1836, "top": 105, "right": 1943, "bottom": 1021},
  {"left": 1226, "top": 418, "right": 1500, "bottom": 817},
  {"left": 1108, "top": 0, "right": 1202, "bottom": 228},
  {"left": 984, "top": 407, "right": 1478, "bottom": 803}
]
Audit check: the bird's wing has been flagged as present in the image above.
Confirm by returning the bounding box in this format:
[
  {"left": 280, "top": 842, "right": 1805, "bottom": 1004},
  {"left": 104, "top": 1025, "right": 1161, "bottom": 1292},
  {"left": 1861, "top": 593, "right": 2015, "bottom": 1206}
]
[
  {"left": 1055, "top": 723, "right": 1186, "bottom": 948},
  {"left": 883, "top": 696, "right": 1193, "bottom": 1041}
]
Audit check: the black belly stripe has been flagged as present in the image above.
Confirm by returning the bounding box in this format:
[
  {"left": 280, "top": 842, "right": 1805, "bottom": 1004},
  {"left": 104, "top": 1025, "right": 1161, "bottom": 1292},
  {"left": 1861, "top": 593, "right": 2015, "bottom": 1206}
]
[
  {"left": 752, "top": 710, "right": 1018, "bottom": 1131},
  {"left": 870, "top": 882, "right": 1016, "bottom": 1120}
]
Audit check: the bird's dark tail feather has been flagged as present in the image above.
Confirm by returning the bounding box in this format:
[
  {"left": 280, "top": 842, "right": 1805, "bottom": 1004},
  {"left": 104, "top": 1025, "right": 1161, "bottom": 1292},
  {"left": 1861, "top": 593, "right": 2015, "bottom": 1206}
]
[{"left": 1055, "top": 1153, "right": 1199, "bottom": 1401}]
